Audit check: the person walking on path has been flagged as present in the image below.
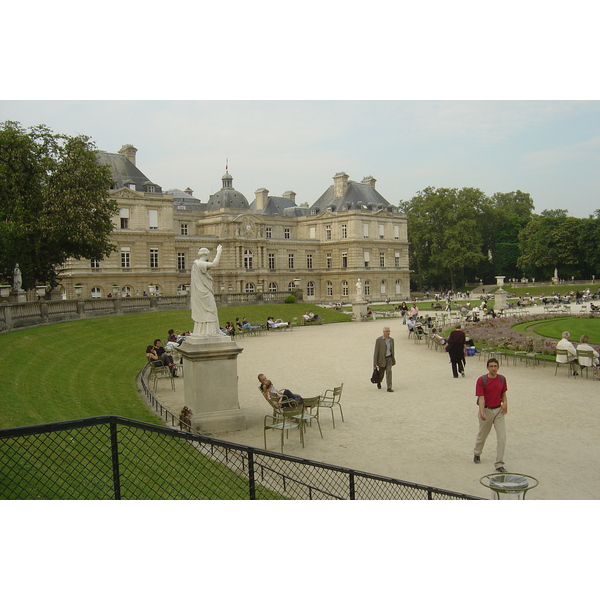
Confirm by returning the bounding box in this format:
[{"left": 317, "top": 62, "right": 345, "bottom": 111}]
[
  {"left": 373, "top": 327, "right": 396, "bottom": 392},
  {"left": 445, "top": 324, "right": 466, "bottom": 378},
  {"left": 473, "top": 358, "right": 508, "bottom": 473}
]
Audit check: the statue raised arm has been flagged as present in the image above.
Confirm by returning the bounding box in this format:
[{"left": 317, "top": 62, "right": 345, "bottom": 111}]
[{"left": 190, "top": 245, "right": 225, "bottom": 336}]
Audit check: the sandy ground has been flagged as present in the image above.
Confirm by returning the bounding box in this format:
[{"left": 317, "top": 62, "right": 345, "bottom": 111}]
[{"left": 151, "top": 309, "right": 600, "bottom": 500}]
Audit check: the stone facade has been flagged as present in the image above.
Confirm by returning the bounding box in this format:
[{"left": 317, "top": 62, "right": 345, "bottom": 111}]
[{"left": 61, "top": 147, "right": 410, "bottom": 304}]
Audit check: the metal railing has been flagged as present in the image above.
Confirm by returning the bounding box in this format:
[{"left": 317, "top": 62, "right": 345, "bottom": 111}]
[{"left": 0, "top": 416, "right": 483, "bottom": 500}]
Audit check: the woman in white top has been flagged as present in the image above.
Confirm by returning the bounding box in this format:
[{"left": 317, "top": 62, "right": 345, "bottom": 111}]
[{"left": 577, "top": 334, "right": 599, "bottom": 378}]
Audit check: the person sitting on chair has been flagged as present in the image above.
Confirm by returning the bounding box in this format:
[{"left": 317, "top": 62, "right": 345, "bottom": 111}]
[
  {"left": 258, "top": 373, "right": 302, "bottom": 407},
  {"left": 556, "top": 331, "right": 579, "bottom": 376},
  {"left": 147, "top": 341, "right": 178, "bottom": 377}
]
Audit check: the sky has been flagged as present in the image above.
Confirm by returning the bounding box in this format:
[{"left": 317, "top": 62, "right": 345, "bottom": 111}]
[{"left": 2, "top": 99, "right": 599, "bottom": 217}]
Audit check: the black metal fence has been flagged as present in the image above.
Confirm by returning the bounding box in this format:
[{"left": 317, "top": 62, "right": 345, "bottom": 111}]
[{"left": 0, "top": 416, "right": 483, "bottom": 500}]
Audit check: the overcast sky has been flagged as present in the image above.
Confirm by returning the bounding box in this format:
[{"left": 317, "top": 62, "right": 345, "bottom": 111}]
[{"left": 2, "top": 99, "right": 599, "bottom": 217}]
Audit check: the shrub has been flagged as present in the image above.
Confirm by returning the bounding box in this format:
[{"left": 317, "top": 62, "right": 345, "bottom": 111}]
[{"left": 285, "top": 295, "right": 296, "bottom": 304}]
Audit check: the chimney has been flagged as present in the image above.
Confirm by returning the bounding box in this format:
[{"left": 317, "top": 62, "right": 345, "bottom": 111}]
[
  {"left": 118, "top": 144, "right": 138, "bottom": 166},
  {"left": 282, "top": 190, "right": 296, "bottom": 203},
  {"left": 361, "top": 175, "right": 377, "bottom": 188},
  {"left": 255, "top": 188, "right": 269, "bottom": 211},
  {"left": 184, "top": 187, "right": 194, "bottom": 196},
  {"left": 333, "top": 172, "right": 349, "bottom": 199}
]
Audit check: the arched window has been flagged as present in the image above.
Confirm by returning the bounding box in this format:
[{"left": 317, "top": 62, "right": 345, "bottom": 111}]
[
  {"left": 91, "top": 286, "right": 102, "bottom": 298},
  {"left": 122, "top": 286, "right": 133, "bottom": 297},
  {"left": 306, "top": 281, "right": 315, "bottom": 298},
  {"left": 326, "top": 281, "right": 333, "bottom": 297},
  {"left": 244, "top": 249, "right": 253, "bottom": 269},
  {"left": 287, "top": 281, "right": 296, "bottom": 292},
  {"left": 245, "top": 282, "right": 255, "bottom": 293},
  {"left": 268, "top": 282, "right": 278, "bottom": 293},
  {"left": 341, "top": 280, "right": 349, "bottom": 296}
]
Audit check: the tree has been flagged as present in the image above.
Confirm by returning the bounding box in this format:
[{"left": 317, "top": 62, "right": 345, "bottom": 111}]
[
  {"left": 0, "top": 121, "right": 117, "bottom": 290},
  {"left": 517, "top": 215, "right": 581, "bottom": 278}
]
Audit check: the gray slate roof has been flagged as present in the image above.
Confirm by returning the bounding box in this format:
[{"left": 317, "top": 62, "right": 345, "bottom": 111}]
[
  {"left": 96, "top": 151, "right": 162, "bottom": 193},
  {"left": 310, "top": 181, "right": 395, "bottom": 213}
]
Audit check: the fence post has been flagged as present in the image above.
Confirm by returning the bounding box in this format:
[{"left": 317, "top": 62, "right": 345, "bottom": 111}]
[
  {"left": 109, "top": 420, "right": 122, "bottom": 500},
  {"left": 349, "top": 471, "right": 356, "bottom": 499},
  {"left": 247, "top": 450, "right": 256, "bottom": 500}
]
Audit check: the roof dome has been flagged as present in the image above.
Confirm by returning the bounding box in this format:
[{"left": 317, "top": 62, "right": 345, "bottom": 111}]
[{"left": 205, "top": 171, "right": 250, "bottom": 210}]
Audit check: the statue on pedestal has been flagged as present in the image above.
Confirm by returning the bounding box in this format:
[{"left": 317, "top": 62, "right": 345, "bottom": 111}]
[
  {"left": 356, "top": 278, "right": 363, "bottom": 302},
  {"left": 191, "top": 245, "right": 225, "bottom": 336},
  {"left": 12, "top": 264, "right": 22, "bottom": 292}
]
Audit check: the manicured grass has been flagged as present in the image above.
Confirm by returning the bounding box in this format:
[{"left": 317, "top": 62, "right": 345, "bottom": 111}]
[
  {"left": 515, "top": 316, "right": 600, "bottom": 344},
  {"left": 0, "top": 303, "right": 349, "bottom": 429},
  {"left": 504, "top": 284, "right": 597, "bottom": 297}
]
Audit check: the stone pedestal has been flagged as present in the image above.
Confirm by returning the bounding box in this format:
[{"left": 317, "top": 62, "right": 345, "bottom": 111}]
[
  {"left": 177, "top": 334, "right": 246, "bottom": 434},
  {"left": 352, "top": 300, "right": 368, "bottom": 321},
  {"left": 8, "top": 290, "right": 27, "bottom": 304}
]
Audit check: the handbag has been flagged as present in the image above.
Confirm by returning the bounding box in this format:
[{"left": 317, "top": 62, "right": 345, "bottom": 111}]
[{"left": 370, "top": 366, "right": 384, "bottom": 384}]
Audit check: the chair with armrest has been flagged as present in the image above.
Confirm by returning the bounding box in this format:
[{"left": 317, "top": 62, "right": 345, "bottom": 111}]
[
  {"left": 318, "top": 384, "right": 344, "bottom": 428},
  {"left": 576, "top": 349, "right": 596, "bottom": 379}
]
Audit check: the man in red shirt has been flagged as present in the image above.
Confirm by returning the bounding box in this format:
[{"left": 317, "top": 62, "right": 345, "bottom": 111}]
[{"left": 473, "top": 358, "right": 508, "bottom": 473}]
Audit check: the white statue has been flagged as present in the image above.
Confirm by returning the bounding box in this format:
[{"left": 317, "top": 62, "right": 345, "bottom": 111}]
[
  {"left": 356, "top": 278, "right": 363, "bottom": 301},
  {"left": 12, "top": 264, "right": 22, "bottom": 292},
  {"left": 191, "top": 245, "right": 225, "bottom": 336}
]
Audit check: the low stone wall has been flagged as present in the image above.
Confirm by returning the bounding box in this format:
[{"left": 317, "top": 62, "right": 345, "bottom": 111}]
[{"left": 0, "top": 289, "right": 302, "bottom": 332}]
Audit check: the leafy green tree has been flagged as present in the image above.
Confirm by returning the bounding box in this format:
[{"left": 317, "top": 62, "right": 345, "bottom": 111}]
[
  {"left": 517, "top": 215, "right": 581, "bottom": 278},
  {"left": 0, "top": 121, "right": 117, "bottom": 289}
]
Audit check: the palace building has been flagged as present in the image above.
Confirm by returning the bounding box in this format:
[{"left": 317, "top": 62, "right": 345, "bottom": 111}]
[{"left": 62, "top": 145, "right": 410, "bottom": 303}]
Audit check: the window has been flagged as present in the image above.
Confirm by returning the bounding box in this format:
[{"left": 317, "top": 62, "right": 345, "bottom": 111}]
[
  {"left": 326, "top": 253, "right": 332, "bottom": 269},
  {"left": 394, "top": 225, "right": 400, "bottom": 239},
  {"left": 121, "top": 247, "right": 130, "bottom": 268},
  {"left": 364, "top": 251, "right": 370, "bottom": 268},
  {"left": 268, "top": 253, "right": 275, "bottom": 269},
  {"left": 309, "top": 227, "right": 316, "bottom": 239},
  {"left": 288, "top": 253, "right": 294, "bottom": 269},
  {"left": 380, "top": 280, "right": 386, "bottom": 294},
  {"left": 177, "top": 252, "right": 186, "bottom": 270},
  {"left": 288, "top": 281, "right": 297, "bottom": 292},
  {"left": 364, "top": 280, "right": 370, "bottom": 296},
  {"left": 306, "top": 254, "right": 313, "bottom": 269},
  {"left": 245, "top": 283, "right": 255, "bottom": 293},
  {"left": 395, "top": 279, "right": 401, "bottom": 296},
  {"left": 380, "top": 252, "right": 385, "bottom": 268},
  {"left": 181, "top": 223, "right": 188, "bottom": 235},
  {"left": 363, "top": 223, "right": 369, "bottom": 238},
  {"left": 284, "top": 228, "right": 291, "bottom": 239},
  {"left": 265, "top": 227, "right": 272, "bottom": 239},
  {"left": 341, "top": 224, "right": 347, "bottom": 239},
  {"left": 306, "top": 281, "right": 315, "bottom": 297},
  {"left": 325, "top": 225, "right": 331, "bottom": 240},
  {"left": 127, "top": 183, "right": 136, "bottom": 190},
  {"left": 150, "top": 248, "right": 159, "bottom": 268},
  {"left": 326, "top": 281, "right": 333, "bottom": 296},
  {"left": 122, "top": 286, "right": 132, "bottom": 297},
  {"left": 147, "top": 185, "right": 155, "bottom": 193},
  {"left": 342, "top": 252, "right": 348, "bottom": 268},
  {"left": 91, "top": 286, "right": 102, "bottom": 298},
  {"left": 395, "top": 252, "right": 400, "bottom": 268},
  {"left": 120, "top": 208, "right": 130, "bottom": 229},
  {"left": 268, "top": 282, "right": 278, "bottom": 293},
  {"left": 244, "top": 250, "right": 253, "bottom": 269},
  {"left": 379, "top": 224, "right": 385, "bottom": 239},
  {"left": 91, "top": 259, "right": 100, "bottom": 269},
  {"left": 341, "top": 281, "right": 349, "bottom": 296},
  {"left": 149, "top": 209, "right": 158, "bottom": 230}
]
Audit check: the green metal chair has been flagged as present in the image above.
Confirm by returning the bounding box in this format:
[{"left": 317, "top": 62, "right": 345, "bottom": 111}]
[
  {"left": 318, "top": 384, "right": 344, "bottom": 428},
  {"left": 576, "top": 349, "right": 596, "bottom": 379},
  {"left": 555, "top": 348, "right": 575, "bottom": 376},
  {"left": 147, "top": 358, "right": 175, "bottom": 391},
  {"left": 263, "top": 398, "right": 305, "bottom": 453},
  {"left": 300, "top": 396, "right": 324, "bottom": 439}
]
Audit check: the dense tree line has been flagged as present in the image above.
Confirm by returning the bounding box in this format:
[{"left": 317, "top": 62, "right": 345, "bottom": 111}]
[
  {"left": 400, "top": 187, "right": 600, "bottom": 290},
  {"left": 0, "top": 122, "right": 117, "bottom": 290}
]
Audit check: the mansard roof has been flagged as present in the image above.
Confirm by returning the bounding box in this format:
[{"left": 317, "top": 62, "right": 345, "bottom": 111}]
[
  {"left": 310, "top": 180, "right": 395, "bottom": 213},
  {"left": 250, "top": 195, "right": 309, "bottom": 216},
  {"left": 96, "top": 151, "right": 162, "bottom": 193}
]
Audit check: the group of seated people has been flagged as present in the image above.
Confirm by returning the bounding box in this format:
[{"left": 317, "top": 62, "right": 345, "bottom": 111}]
[
  {"left": 556, "top": 331, "right": 600, "bottom": 377},
  {"left": 407, "top": 315, "right": 434, "bottom": 337},
  {"left": 221, "top": 317, "right": 264, "bottom": 335},
  {"left": 146, "top": 337, "right": 180, "bottom": 377},
  {"left": 302, "top": 310, "right": 319, "bottom": 324}
]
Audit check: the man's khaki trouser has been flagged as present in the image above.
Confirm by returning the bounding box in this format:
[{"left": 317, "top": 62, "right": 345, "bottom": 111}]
[{"left": 473, "top": 406, "right": 506, "bottom": 468}]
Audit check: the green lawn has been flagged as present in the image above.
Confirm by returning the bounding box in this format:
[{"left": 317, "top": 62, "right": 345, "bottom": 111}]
[
  {"left": 513, "top": 316, "right": 600, "bottom": 344},
  {"left": 0, "top": 303, "right": 349, "bottom": 429}
]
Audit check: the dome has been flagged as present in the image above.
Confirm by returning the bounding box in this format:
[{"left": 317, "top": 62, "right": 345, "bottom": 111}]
[{"left": 205, "top": 171, "right": 250, "bottom": 210}]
